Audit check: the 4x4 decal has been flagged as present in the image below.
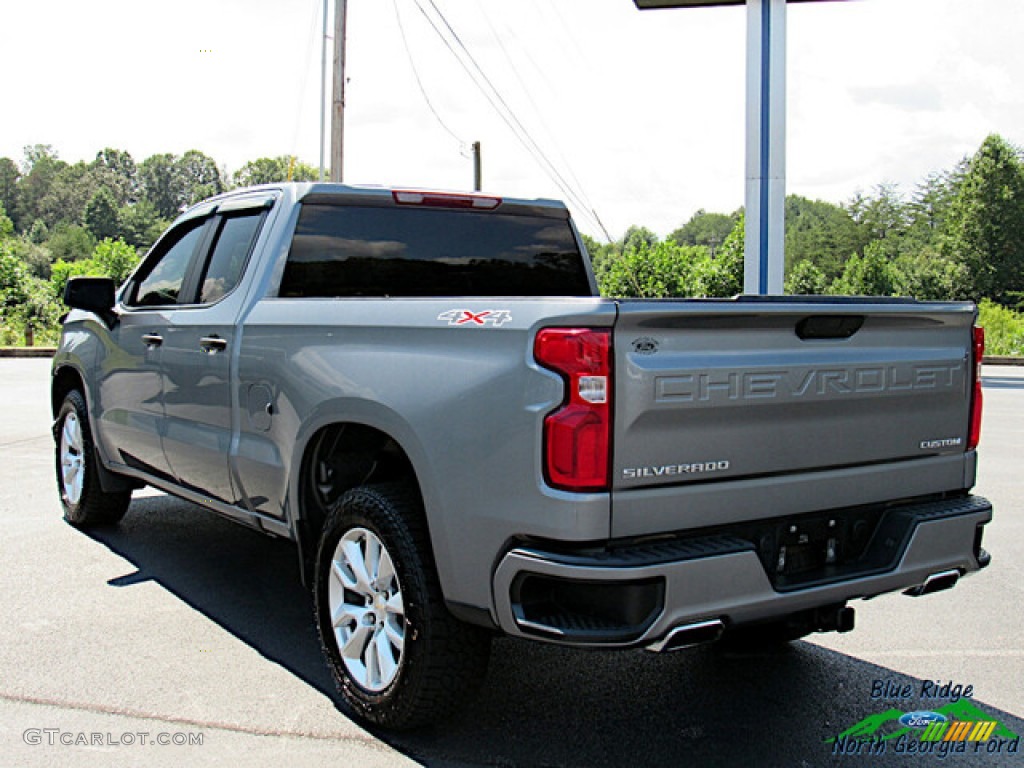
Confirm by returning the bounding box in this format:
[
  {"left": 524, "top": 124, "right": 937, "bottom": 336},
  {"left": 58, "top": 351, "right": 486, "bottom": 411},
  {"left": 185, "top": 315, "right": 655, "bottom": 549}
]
[{"left": 437, "top": 309, "right": 512, "bottom": 327}]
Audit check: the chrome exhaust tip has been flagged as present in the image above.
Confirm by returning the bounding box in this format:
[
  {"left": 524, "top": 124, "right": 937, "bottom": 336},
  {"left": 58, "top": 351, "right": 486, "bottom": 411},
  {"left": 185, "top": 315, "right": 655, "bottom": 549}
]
[
  {"left": 903, "top": 569, "right": 960, "bottom": 597},
  {"left": 646, "top": 619, "right": 724, "bottom": 653}
]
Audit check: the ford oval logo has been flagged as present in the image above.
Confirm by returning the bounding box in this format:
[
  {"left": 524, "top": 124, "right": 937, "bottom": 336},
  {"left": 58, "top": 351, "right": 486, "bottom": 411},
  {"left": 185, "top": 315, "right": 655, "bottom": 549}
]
[
  {"left": 632, "top": 337, "right": 659, "bottom": 355},
  {"left": 899, "top": 711, "right": 947, "bottom": 729}
]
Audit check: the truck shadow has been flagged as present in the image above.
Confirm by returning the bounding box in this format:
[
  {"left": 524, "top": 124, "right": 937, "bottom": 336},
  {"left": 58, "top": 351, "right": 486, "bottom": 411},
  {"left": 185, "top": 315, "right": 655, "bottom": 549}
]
[{"left": 86, "top": 494, "right": 1023, "bottom": 768}]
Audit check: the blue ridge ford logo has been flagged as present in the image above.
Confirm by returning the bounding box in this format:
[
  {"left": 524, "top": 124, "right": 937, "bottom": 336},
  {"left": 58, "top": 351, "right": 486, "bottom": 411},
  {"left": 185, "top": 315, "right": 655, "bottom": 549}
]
[{"left": 899, "top": 711, "right": 948, "bottom": 729}]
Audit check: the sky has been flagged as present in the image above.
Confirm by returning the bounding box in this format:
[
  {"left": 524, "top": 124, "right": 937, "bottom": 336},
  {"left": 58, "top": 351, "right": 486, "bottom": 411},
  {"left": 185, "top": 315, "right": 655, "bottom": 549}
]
[{"left": 2, "top": 0, "right": 1022, "bottom": 240}]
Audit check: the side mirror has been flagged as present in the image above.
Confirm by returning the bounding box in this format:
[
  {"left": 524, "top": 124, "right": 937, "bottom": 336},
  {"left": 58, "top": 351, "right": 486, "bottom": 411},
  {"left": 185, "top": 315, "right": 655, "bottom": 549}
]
[{"left": 63, "top": 277, "right": 116, "bottom": 325}]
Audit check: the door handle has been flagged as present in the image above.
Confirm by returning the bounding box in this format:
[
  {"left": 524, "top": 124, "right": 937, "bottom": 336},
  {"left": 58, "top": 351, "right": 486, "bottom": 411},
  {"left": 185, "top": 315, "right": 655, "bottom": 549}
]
[
  {"left": 199, "top": 335, "right": 228, "bottom": 353},
  {"left": 141, "top": 333, "right": 163, "bottom": 348}
]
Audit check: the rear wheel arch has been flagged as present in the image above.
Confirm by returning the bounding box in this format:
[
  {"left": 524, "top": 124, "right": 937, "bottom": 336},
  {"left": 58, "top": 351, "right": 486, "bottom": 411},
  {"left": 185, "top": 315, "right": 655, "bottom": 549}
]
[{"left": 295, "top": 421, "right": 428, "bottom": 585}]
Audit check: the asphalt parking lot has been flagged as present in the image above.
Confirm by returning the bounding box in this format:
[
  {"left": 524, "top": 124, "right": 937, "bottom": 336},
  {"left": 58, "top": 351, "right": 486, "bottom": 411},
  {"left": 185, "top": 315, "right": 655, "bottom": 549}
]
[{"left": 1, "top": 358, "right": 1021, "bottom": 767}]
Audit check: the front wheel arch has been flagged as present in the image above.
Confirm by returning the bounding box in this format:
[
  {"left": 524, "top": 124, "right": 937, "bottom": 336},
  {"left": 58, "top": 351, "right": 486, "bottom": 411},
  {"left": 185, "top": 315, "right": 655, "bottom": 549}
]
[{"left": 54, "top": 389, "right": 131, "bottom": 527}]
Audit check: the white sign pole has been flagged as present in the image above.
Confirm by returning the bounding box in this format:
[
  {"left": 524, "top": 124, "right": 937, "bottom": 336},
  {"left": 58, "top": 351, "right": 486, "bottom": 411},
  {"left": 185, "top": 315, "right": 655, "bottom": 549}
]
[{"left": 744, "top": 0, "right": 786, "bottom": 295}]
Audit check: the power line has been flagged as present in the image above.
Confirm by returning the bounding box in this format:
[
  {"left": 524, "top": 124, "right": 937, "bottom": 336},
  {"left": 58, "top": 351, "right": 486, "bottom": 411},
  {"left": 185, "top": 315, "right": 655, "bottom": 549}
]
[
  {"left": 477, "top": 3, "right": 598, "bottom": 216},
  {"left": 392, "top": 0, "right": 465, "bottom": 149},
  {"left": 411, "top": 0, "right": 613, "bottom": 241}
]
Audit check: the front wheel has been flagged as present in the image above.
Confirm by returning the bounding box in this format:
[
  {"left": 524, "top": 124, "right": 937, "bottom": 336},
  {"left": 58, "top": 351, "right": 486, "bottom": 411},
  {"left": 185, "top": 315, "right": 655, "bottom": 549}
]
[
  {"left": 313, "top": 483, "right": 490, "bottom": 729},
  {"left": 54, "top": 390, "right": 131, "bottom": 526}
]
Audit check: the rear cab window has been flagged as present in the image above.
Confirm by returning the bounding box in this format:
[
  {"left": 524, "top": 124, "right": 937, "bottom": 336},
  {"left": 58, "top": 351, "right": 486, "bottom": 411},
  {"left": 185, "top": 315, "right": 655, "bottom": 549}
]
[{"left": 279, "top": 203, "right": 593, "bottom": 298}]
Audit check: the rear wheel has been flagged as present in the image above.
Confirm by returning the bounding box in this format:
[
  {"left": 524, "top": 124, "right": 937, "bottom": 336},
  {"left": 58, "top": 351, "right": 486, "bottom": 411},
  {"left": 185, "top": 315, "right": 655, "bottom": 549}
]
[
  {"left": 54, "top": 390, "right": 131, "bottom": 526},
  {"left": 313, "top": 483, "right": 490, "bottom": 729}
]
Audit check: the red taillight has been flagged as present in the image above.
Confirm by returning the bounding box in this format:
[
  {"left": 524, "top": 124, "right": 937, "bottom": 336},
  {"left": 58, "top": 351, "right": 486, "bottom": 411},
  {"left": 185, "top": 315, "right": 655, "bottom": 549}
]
[
  {"left": 534, "top": 328, "right": 612, "bottom": 492},
  {"left": 968, "top": 325, "right": 984, "bottom": 450}
]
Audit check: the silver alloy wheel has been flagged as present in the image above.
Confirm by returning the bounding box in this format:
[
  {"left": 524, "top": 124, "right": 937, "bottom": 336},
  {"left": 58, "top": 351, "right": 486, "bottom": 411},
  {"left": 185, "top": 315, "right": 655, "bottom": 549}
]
[
  {"left": 59, "top": 411, "right": 85, "bottom": 506},
  {"left": 328, "top": 527, "right": 405, "bottom": 692}
]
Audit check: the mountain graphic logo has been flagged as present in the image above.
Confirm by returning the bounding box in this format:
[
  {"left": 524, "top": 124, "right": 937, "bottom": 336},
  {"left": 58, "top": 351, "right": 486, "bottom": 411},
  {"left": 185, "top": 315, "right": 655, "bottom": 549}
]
[{"left": 827, "top": 700, "right": 1020, "bottom": 744}]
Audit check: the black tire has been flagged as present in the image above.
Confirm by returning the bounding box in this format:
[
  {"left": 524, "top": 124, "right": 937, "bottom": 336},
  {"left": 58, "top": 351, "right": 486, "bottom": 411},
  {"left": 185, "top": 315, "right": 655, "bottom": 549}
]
[
  {"left": 313, "top": 483, "right": 491, "bottom": 729},
  {"left": 54, "top": 390, "right": 131, "bottom": 527}
]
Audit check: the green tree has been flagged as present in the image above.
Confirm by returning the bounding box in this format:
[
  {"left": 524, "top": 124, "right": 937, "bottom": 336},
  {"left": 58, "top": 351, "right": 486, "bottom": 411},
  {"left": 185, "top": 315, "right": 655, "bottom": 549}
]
[
  {"left": 178, "top": 149, "right": 224, "bottom": 206},
  {"left": 47, "top": 224, "right": 96, "bottom": 263},
  {"left": 0, "top": 204, "right": 13, "bottom": 241},
  {"left": 977, "top": 300, "right": 1024, "bottom": 356},
  {"left": 785, "top": 195, "right": 863, "bottom": 280},
  {"left": 669, "top": 209, "right": 737, "bottom": 255},
  {"left": 10, "top": 278, "right": 61, "bottom": 345},
  {"left": 829, "top": 241, "right": 895, "bottom": 297},
  {"left": 93, "top": 238, "right": 139, "bottom": 285},
  {"left": 942, "top": 134, "right": 1024, "bottom": 304},
  {"left": 845, "top": 183, "right": 906, "bottom": 245},
  {"left": 0, "top": 241, "right": 28, "bottom": 303},
  {"left": 139, "top": 153, "right": 185, "bottom": 219},
  {"left": 906, "top": 167, "right": 963, "bottom": 246},
  {"left": 0, "top": 242, "right": 56, "bottom": 345},
  {"left": 0, "top": 158, "right": 19, "bottom": 228},
  {"left": 785, "top": 260, "right": 829, "bottom": 295},
  {"left": 14, "top": 144, "right": 66, "bottom": 231},
  {"left": 27, "top": 219, "right": 48, "bottom": 244},
  {"left": 890, "top": 250, "right": 969, "bottom": 301},
  {"left": 232, "top": 155, "right": 319, "bottom": 187},
  {"left": 37, "top": 161, "right": 98, "bottom": 228},
  {"left": 597, "top": 241, "right": 707, "bottom": 298},
  {"left": 92, "top": 148, "right": 138, "bottom": 204},
  {"left": 118, "top": 200, "right": 168, "bottom": 251},
  {"left": 620, "top": 225, "right": 658, "bottom": 253},
  {"left": 84, "top": 187, "right": 121, "bottom": 241},
  {"left": 16, "top": 241, "right": 54, "bottom": 280},
  {"left": 701, "top": 213, "right": 744, "bottom": 297},
  {"left": 852, "top": 183, "right": 908, "bottom": 242}
]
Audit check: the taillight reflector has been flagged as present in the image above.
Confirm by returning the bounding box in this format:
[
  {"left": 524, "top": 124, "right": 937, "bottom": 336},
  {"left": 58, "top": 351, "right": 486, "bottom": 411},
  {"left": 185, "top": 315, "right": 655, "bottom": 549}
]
[
  {"left": 534, "top": 328, "right": 612, "bottom": 492},
  {"left": 968, "top": 325, "right": 984, "bottom": 450}
]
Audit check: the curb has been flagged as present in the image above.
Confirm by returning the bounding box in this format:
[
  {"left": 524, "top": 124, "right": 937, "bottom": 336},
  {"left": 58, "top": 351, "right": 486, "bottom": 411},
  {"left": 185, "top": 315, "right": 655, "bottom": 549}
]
[{"left": 0, "top": 347, "right": 57, "bottom": 358}]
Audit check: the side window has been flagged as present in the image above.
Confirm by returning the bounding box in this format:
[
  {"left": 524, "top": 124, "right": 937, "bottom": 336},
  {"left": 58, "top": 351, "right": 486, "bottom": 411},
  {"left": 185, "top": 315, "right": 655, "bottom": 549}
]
[
  {"left": 129, "top": 221, "right": 206, "bottom": 307},
  {"left": 198, "top": 212, "right": 263, "bottom": 304}
]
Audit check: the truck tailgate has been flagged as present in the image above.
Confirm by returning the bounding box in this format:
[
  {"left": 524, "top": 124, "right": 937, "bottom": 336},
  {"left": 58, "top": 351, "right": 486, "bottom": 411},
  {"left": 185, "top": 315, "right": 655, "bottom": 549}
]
[{"left": 612, "top": 299, "right": 976, "bottom": 529}]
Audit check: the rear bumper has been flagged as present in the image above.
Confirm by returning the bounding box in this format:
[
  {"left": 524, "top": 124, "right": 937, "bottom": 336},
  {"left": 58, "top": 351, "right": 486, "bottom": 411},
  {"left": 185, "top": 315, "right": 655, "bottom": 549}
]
[{"left": 491, "top": 495, "right": 992, "bottom": 649}]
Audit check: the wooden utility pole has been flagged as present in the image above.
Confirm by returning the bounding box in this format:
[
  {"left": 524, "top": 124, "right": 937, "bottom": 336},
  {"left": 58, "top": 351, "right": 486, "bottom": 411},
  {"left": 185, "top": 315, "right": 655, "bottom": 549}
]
[
  {"left": 472, "top": 142, "right": 482, "bottom": 191},
  {"left": 330, "top": 0, "right": 348, "bottom": 183}
]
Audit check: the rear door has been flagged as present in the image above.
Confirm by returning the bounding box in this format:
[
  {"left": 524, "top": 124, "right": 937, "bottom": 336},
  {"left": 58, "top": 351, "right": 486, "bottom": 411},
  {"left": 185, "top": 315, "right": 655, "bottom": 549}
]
[{"left": 612, "top": 299, "right": 975, "bottom": 493}]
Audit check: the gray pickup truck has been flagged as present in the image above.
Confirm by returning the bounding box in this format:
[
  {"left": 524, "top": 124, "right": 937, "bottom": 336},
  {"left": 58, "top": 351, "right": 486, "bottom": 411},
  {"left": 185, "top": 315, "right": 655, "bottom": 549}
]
[{"left": 52, "top": 183, "right": 991, "bottom": 729}]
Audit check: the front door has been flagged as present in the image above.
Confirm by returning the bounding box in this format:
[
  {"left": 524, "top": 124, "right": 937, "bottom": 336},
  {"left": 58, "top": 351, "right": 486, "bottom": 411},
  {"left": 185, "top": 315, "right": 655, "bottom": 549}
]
[{"left": 95, "top": 216, "right": 210, "bottom": 480}]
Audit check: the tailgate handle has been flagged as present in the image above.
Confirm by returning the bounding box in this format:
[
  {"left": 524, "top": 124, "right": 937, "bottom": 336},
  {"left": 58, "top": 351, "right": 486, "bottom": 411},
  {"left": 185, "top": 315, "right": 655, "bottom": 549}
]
[{"left": 796, "top": 315, "right": 864, "bottom": 340}]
